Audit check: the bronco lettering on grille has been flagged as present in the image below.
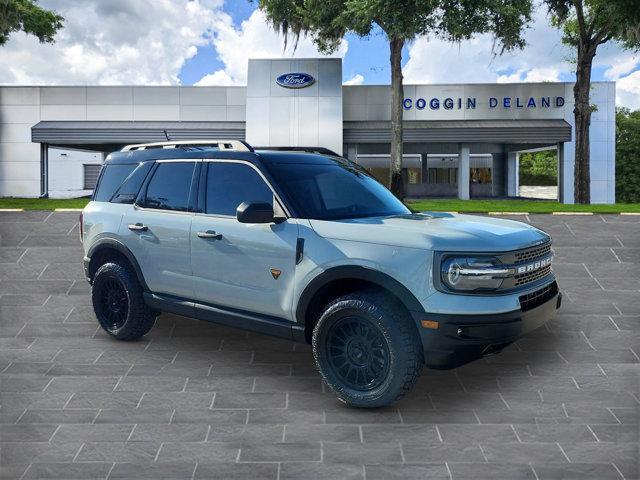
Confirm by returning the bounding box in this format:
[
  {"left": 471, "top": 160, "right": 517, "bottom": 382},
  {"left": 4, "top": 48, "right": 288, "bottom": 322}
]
[{"left": 516, "top": 256, "right": 552, "bottom": 275}]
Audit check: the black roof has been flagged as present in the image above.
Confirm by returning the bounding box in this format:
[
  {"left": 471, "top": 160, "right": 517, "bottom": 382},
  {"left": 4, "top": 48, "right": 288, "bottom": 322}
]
[{"left": 104, "top": 148, "right": 340, "bottom": 166}]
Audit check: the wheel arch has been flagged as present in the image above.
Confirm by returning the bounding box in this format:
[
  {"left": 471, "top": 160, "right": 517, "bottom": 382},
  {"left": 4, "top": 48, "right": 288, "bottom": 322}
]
[
  {"left": 87, "top": 238, "right": 149, "bottom": 291},
  {"left": 295, "top": 266, "right": 424, "bottom": 343}
]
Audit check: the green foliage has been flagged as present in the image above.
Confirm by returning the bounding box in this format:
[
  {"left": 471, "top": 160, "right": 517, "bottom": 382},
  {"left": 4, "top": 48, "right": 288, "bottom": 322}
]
[
  {"left": 258, "top": 0, "right": 533, "bottom": 53},
  {"left": 616, "top": 108, "right": 640, "bottom": 203},
  {"left": 545, "top": 0, "right": 640, "bottom": 51},
  {"left": 519, "top": 150, "right": 558, "bottom": 186},
  {"left": 0, "top": 0, "right": 63, "bottom": 46}
]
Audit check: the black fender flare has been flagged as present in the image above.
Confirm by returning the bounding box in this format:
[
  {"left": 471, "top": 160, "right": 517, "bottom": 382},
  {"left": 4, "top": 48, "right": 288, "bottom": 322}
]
[
  {"left": 87, "top": 237, "right": 149, "bottom": 291},
  {"left": 295, "top": 265, "right": 425, "bottom": 325}
]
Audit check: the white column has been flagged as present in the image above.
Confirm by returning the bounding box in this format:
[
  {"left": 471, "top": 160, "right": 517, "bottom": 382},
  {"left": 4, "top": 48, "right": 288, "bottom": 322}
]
[
  {"left": 507, "top": 151, "right": 519, "bottom": 197},
  {"left": 457, "top": 143, "right": 470, "bottom": 200},
  {"left": 557, "top": 142, "right": 565, "bottom": 203}
]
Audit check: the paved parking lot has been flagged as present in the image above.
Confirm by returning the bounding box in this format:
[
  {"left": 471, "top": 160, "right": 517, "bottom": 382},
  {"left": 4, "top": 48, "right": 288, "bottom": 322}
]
[{"left": 0, "top": 211, "right": 638, "bottom": 479}]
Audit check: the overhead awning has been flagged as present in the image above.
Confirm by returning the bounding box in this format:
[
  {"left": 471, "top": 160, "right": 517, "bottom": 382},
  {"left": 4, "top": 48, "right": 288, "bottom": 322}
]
[
  {"left": 32, "top": 121, "right": 246, "bottom": 145},
  {"left": 343, "top": 119, "right": 572, "bottom": 144}
]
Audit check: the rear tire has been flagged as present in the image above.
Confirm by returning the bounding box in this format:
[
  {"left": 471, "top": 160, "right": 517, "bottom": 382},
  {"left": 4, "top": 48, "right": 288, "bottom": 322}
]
[
  {"left": 312, "top": 290, "right": 423, "bottom": 408},
  {"left": 92, "top": 262, "right": 157, "bottom": 340}
]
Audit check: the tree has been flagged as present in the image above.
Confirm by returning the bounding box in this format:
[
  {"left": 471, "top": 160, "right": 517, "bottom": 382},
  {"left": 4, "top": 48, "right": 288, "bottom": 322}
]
[
  {"left": 519, "top": 150, "right": 558, "bottom": 186},
  {"left": 615, "top": 107, "right": 640, "bottom": 203},
  {"left": 0, "top": 0, "right": 64, "bottom": 46},
  {"left": 544, "top": 0, "right": 640, "bottom": 204},
  {"left": 258, "top": 0, "right": 532, "bottom": 198}
]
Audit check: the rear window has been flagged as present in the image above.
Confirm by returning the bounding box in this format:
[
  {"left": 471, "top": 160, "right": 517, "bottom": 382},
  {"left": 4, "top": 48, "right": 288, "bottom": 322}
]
[
  {"left": 93, "top": 164, "right": 136, "bottom": 202},
  {"left": 111, "top": 162, "right": 153, "bottom": 204}
]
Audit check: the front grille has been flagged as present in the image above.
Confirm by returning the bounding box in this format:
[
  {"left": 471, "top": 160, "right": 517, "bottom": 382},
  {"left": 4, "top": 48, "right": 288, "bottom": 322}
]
[
  {"left": 510, "top": 241, "right": 553, "bottom": 287},
  {"left": 515, "top": 242, "right": 551, "bottom": 263},
  {"left": 519, "top": 281, "right": 558, "bottom": 312},
  {"left": 515, "top": 264, "right": 552, "bottom": 286}
]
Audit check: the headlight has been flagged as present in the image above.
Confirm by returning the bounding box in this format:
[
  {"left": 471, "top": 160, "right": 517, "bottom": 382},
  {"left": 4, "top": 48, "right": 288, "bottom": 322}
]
[{"left": 441, "top": 256, "right": 511, "bottom": 292}]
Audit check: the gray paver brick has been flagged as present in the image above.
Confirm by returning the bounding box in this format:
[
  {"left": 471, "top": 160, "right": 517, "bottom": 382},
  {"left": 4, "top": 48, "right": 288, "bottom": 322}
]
[{"left": 1, "top": 211, "right": 638, "bottom": 479}]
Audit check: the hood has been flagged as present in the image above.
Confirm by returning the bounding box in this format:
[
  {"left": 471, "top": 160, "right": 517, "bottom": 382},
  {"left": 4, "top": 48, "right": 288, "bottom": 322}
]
[{"left": 309, "top": 212, "right": 550, "bottom": 252}]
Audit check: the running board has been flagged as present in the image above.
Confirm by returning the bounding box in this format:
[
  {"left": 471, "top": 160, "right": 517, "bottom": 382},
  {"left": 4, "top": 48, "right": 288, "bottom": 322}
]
[{"left": 143, "top": 292, "right": 306, "bottom": 342}]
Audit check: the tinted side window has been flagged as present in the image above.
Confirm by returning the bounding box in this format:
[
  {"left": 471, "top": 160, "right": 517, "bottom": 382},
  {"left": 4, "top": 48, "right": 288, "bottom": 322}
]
[
  {"left": 205, "top": 162, "right": 273, "bottom": 216},
  {"left": 111, "top": 162, "right": 153, "bottom": 204},
  {"left": 93, "top": 164, "right": 136, "bottom": 202},
  {"left": 142, "top": 162, "right": 195, "bottom": 211}
]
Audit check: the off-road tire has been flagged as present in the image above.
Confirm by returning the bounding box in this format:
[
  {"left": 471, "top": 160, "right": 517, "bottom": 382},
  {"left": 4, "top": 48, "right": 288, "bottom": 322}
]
[
  {"left": 92, "top": 262, "right": 157, "bottom": 340},
  {"left": 312, "top": 290, "right": 423, "bottom": 408}
]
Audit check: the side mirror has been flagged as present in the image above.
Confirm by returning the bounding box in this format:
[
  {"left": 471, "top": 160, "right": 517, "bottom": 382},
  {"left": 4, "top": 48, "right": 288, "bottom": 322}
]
[{"left": 236, "top": 202, "right": 275, "bottom": 224}]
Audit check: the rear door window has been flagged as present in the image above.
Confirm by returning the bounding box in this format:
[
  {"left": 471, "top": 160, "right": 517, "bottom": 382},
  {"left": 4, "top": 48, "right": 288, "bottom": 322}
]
[
  {"left": 141, "top": 161, "right": 196, "bottom": 211},
  {"left": 93, "top": 164, "right": 136, "bottom": 202}
]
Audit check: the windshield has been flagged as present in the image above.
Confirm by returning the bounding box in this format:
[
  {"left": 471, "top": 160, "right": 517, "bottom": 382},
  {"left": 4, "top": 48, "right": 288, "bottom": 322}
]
[{"left": 268, "top": 160, "right": 411, "bottom": 220}]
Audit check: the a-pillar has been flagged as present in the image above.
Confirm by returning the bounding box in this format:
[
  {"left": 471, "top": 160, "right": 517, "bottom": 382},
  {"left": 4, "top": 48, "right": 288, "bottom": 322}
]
[{"left": 457, "top": 143, "right": 470, "bottom": 200}]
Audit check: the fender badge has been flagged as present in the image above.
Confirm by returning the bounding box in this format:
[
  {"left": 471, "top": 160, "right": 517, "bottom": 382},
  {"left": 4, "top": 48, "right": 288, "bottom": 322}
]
[{"left": 270, "top": 268, "right": 282, "bottom": 280}]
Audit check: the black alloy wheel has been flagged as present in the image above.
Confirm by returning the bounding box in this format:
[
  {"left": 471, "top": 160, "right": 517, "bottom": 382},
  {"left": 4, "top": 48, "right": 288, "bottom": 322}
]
[
  {"left": 325, "top": 315, "right": 390, "bottom": 391},
  {"left": 97, "top": 277, "right": 129, "bottom": 330},
  {"left": 91, "top": 261, "right": 157, "bottom": 340},
  {"left": 312, "top": 290, "right": 423, "bottom": 408}
]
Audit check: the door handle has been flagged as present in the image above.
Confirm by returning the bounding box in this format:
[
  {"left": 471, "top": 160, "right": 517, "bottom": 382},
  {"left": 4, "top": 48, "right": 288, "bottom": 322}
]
[
  {"left": 197, "top": 230, "right": 223, "bottom": 240},
  {"left": 128, "top": 223, "right": 148, "bottom": 231}
]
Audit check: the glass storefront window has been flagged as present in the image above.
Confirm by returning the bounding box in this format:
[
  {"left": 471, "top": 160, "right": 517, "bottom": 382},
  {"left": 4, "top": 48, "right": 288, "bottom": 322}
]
[
  {"left": 406, "top": 168, "right": 421, "bottom": 185},
  {"left": 364, "top": 167, "right": 421, "bottom": 186},
  {"left": 428, "top": 168, "right": 458, "bottom": 185},
  {"left": 471, "top": 168, "right": 492, "bottom": 184}
]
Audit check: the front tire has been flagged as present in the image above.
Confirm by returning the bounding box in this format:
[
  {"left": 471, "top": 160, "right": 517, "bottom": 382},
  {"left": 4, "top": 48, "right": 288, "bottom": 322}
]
[
  {"left": 312, "top": 290, "right": 423, "bottom": 408},
  {"left": 92, "top": 262, "right": 157, "bottom": 340}
]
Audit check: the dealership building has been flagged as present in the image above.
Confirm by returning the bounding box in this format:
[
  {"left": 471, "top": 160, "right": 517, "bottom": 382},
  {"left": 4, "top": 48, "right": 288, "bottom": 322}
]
[{"left": 0, "top": 58, "right": 616, "bottom": 203}]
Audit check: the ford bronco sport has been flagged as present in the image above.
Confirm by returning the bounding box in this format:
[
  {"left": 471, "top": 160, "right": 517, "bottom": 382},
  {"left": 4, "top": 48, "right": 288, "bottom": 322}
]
[{"left": 81, "top": 140, "right": 561, "bottom": 408}]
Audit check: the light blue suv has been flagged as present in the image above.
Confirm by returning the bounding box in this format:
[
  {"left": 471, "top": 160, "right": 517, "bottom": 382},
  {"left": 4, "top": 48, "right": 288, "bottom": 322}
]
[{"left": 81, "top": 140, "right": 561, "bottom": 407}]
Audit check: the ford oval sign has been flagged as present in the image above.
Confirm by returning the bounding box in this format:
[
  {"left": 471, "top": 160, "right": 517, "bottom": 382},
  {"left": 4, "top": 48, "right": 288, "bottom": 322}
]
[{"left": 276, "top": 73, "right": 315, "bottom": 89}]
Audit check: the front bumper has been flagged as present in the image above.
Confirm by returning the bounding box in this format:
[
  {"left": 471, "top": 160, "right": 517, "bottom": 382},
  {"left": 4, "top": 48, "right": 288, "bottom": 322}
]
[
  {"left": 83, "top": 256, "right": 92, "bottom": 284},
  {"left": 412, "top": 281, "right": 561, "bottom": 369}
]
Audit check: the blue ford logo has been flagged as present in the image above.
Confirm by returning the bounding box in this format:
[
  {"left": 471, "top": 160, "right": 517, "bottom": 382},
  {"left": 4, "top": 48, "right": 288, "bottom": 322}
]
[{"left": 276, "top": 73, "right": 315, "bottom": 89}]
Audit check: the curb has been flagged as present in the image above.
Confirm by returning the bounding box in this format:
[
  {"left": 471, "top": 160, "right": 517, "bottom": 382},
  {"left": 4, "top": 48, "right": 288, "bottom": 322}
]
[
  {"left": 0, "top": 208, "right": 24, "bottom": 212},
  {"left": 620, "top": 212, "right": 640, "bottom": 216},
  {"left": 488, "top": 212, "right": 529, "bottom": 215},
  {"left": 552, "top": 212, "right": 593, "bottom": 215},
  {"left": 54, "top": 208, "right": 84, "bottom": 212}
]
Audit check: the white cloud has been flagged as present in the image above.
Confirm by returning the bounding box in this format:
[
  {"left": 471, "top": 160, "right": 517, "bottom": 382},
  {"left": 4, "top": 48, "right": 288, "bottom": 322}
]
[
  {"left": 616, "top": 70, "right": 640, "bottom": 110},
  {"left": 497, "top": 67, "right": 561, "bottom": 83},
  {"left": 195, "top": 70, "right": 237, "bottom": 86},
  {"left": 604, "top": 54, "right": 639, "bottom": 81},
  {"left": 403, "top": 8, "right": 571, "bottom": 85},
  {"left": 0, "top": 0, "right": 225, "bottom": 85},
  {"left": 196, "top": 9, "right": 348, "bottom": 86},
  {"left": 343, "top": 74, "right": 364, "bottom": 85},
  {"left": 402, "top": 6, "right": 639, "bottom": 108}
]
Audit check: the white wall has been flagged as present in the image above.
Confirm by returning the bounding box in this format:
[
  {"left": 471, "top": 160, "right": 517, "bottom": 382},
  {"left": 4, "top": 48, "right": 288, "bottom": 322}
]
[
  {"left": 0, "top": 87, "right": 42, "bottom": 197},
  {"left": 0, "top": 80, "right": 615, "bottom": 203},
  {"left": 344, "top": 81, "right": 616, "bottom": 204},
  {"left": 0, "top": 85, "right": 246, "bottom": 197},
  {"left": 48, "top": 147, "right": 102, "bottom": 198},
  {"left": 561, "top": 82, "right": 616, "bottom": 204},
  {"left": 245, "top": 58, "right": 343, "bottom": 155}
]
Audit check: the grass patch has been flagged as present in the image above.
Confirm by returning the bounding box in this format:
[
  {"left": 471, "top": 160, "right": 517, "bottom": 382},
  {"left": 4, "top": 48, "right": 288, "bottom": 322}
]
[
  {"left": 1, "top": 197, "right": 639, "bottom": 213},
  {"left": 407, "top": 199, "right": 640, "bottom": 214},
  {"left": 0, "top": 197, "right": 90, "bottom": 210}
]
